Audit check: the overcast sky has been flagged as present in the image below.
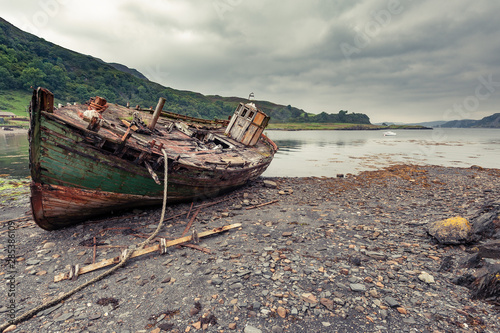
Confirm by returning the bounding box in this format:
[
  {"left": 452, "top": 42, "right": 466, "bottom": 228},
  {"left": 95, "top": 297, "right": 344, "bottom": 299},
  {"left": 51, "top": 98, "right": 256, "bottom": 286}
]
[{"left": 2, "top": 0, "right": 500, "bottom": 123}]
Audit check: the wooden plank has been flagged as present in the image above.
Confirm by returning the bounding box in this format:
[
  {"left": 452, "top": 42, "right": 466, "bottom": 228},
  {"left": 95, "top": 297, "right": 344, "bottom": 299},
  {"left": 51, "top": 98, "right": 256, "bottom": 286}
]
[
  {"left": 53, "top": 223, "right": 241, "bottom": 282},
  {"left": 246, "top": 199, "right": 279, "bottom": 210}
]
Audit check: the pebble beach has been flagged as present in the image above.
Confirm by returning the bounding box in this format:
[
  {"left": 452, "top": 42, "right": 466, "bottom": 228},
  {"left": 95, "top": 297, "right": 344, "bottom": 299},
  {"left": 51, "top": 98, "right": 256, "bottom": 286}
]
[{"left": 1, "top": 164, "right": 499, "bottom": 333}]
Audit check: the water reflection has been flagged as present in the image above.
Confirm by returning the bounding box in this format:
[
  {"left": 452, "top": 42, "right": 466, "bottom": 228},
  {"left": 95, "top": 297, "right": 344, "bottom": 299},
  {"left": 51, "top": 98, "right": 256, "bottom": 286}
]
[
  {"left": 264, "top": 129, "right": 500, "bottom": 177},
  {"left": 0, "top": 132, "right": 30, "bottom": 178},
  {"left": 0, "top": 128, "right": 498, "bottom": 179}
]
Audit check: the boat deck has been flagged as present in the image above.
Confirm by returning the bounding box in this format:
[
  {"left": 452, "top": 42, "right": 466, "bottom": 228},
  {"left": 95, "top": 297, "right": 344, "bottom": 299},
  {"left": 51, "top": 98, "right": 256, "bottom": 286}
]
[{"left": 52, "top": 102, "right": 274, "bottom": 172}]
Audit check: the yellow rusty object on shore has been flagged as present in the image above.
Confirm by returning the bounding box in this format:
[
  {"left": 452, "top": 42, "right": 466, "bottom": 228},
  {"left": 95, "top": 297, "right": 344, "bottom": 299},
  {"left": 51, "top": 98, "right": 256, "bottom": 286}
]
[{"left": 427, "top": 216, "right": 473, "bottom": 245}]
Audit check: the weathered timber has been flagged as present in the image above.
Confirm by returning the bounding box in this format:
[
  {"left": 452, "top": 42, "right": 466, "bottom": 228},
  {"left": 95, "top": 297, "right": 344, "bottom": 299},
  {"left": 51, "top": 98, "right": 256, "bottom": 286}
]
[
  {"left": 29, "top": 88, "right": 277, "bottom": 230},
  {"left": 53, "top": 223, "right": 241, "bottom": 282},
  {"left": 148, "top": 97, "right": 166, "bottom": 130}
]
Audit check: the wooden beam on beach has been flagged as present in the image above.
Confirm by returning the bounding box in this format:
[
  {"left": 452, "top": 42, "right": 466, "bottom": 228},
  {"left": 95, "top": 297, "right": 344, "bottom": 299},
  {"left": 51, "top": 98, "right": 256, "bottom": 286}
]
[
  {"left": 246, "top": 199, "right": 279, "bottom": 210},
  {"left": 53, "top": 223, "right": 241, "bottom": 282}
]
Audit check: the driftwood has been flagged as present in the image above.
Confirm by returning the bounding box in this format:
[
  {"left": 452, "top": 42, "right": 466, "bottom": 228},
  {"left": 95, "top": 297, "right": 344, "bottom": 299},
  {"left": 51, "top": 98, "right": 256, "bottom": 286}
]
[
  {"left": 54, "top": 223, "right": 241, "bottom": 282},
  {"left": 246, "top": 199, "right": 279, "bottom": 210}
]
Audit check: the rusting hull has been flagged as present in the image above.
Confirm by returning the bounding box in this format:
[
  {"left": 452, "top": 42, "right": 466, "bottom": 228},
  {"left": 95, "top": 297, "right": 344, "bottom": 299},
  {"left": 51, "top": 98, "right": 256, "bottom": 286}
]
[
  {"left": 29, "top": 88, "right": 277, "bottom": 230},
  {"left": 30, "top": 183, "right": 163, "bottom": 230}
]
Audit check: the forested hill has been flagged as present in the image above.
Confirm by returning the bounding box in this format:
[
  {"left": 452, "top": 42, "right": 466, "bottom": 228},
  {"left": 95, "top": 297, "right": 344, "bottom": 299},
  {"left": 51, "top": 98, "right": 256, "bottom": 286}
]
[{"left": 0, "top": 17, "right": 370, "bottom": 124}]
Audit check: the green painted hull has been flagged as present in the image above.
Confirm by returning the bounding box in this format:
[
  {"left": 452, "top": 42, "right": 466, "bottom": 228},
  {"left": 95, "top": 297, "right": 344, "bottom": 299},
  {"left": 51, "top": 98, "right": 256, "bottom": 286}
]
[{"left": 29, "top": 89, "right": 276, "bottom": 230}]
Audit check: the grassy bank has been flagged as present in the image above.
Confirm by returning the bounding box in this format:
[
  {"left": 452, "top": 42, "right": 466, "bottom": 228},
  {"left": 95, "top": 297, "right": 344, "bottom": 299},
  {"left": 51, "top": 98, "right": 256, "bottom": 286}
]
[{"left": 0, "top": 89, "right": 32, "bottom": 116}]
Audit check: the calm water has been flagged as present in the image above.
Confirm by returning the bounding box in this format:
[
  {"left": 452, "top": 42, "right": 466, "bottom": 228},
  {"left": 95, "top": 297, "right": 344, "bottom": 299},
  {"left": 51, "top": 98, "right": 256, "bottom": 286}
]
[
  {"left": 0, "top": 128, "right": 498, "bottom": 178},
  {"left": 0, "top": 131, "right": 29, "bottom": 178},
  {"left": 262, "top": 128, "right": 499, "bottom": 177}
]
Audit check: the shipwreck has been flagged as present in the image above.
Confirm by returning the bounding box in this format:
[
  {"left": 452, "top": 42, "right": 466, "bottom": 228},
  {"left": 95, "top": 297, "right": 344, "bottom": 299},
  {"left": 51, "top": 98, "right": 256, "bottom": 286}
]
[{"left": 29, "top": 88, "right": 277, "bottom": 230}]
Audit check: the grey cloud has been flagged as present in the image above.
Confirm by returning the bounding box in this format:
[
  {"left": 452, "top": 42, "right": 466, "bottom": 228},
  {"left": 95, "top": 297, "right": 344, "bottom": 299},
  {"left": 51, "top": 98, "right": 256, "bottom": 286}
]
[{"left": 1, "top": 0, "right": 499, "bottom": 122}]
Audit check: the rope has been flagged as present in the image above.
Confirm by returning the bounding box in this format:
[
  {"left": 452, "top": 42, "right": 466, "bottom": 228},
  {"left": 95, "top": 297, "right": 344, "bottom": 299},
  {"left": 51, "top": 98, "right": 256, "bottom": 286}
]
[{"left": 0, "top": 149, "right": 169, "bottom": 332}]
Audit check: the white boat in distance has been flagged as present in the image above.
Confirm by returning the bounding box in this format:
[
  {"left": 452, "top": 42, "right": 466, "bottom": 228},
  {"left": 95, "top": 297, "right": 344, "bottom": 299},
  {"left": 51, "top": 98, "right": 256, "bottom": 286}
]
[{"left": 383, "top": 131, "right": 397, "bottom": 136}]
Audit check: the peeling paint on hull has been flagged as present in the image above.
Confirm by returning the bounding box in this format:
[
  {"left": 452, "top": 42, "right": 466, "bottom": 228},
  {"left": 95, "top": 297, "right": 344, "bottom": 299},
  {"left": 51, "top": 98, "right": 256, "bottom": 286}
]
[{"left": 29, "top": 88, "right": 277, "bottom": 230}]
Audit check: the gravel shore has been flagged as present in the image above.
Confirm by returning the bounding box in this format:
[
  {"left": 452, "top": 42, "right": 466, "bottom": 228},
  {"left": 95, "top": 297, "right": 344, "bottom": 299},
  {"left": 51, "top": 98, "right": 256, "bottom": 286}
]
[{"left": 1, "top": 164, "right": 499, "bottom": 333}]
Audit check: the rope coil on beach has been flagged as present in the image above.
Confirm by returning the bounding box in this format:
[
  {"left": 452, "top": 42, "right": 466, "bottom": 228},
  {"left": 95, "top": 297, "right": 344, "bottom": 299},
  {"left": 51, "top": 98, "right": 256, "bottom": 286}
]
[{"left": 0, "top": 149, "right": 170, "bottom": 332}]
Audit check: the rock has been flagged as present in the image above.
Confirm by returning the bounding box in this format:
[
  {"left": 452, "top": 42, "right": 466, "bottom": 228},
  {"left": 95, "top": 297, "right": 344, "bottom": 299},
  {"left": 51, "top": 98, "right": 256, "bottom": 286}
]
[
  {"left": 418, "top": 271, "right": 435, "bottom": 284},
  {"left": 244, "top": 325, "right": 262, "bottom": 333},
  {"left": 452, "top": 273, "right": 475, "bottom": 287},
  {"left": 277, "top": 306, "right": 286, "bottom": 318},
  {"left": 229, "top": 323, "right": 237, "bottom": 330},
  {"left": 366, "top": 251, "right": 387, "bottom": 260},
  {"left": 333, "top": 298, "right": 345, "bottom": 306},
  {"left": 470, "top": 264, "right": 500, "bottom": 302},
  {"left": 43, "top": 242, "right": 56, "bottom": 249},
  {"left": 384, "top": 296, "right": 400, "bottom": 308},
  {"left": 263, "top": 180, "right": 277, "bottom": 188},
  {"left": 403, "top": 317, "right": 417, "bottom": 324},
  {"left": 26, "top": 258, "right": 40, "bottom": 266},
  {"left": 427, "top": 216, "right": 473, "bottom": 244},
  {"left": 88, "top": 313, "right": 101, "bottom": 320},
  {"left": 271, "top": 325, "right": 283, "bottom": 333},
  {"left": 438, "top": 256, "right": 454, "bottom": 272},
  {"left": 320, "top": 298, "right": 335, "bottom": 311},
  {"left": 349, "top": 283, "right": 367, "bottom": 292},
  {"left": 158, "top": 323, "right": 175, "bottom": 331},
  {"left": 397, "top": 307, "right": 408, "bottom": 314},
  {"left": 462, "top": 253, "right": 483, "bottom": 268},
  {"left": 229, "top": 282, "right": 243, "bottom": 289},
  {"left": 56, "top": 312, "right": 74, "bottom": 322},
  {"left": 189, "top": 307, "right": 200, "bottom": 316},
  {"left": 211, "top": 277, "right": 223, "bottom": 285},
  {"left": 301, "top": 293, "right": 318, "bottom": 304},
  {"left": 472, "top": 211, "right": 498, "bottom": 238}
]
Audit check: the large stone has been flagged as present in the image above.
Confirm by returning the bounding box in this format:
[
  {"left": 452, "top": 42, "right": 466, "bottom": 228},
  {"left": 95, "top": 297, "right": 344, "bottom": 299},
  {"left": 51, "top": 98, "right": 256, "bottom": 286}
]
[
  {"left": 470, "top": 264, "right": 500, "bottom": 302},
  {"left": 263, "top": 180, "right": 278, "bottom": 188},
  {"left": 427, "top": 216, "right": 473, "bottom": 244},
  {"left": 418, "top": 271, "right": 435, "bottom": 284},
  {"left": 473, "top": 211, "right": 498, "bottom": 238}
]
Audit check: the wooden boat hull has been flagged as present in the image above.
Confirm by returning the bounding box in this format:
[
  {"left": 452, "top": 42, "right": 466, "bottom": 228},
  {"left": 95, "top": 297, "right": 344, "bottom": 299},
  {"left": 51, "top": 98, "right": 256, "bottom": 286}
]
[{"left": 29, "top": 88, "right": 277, "bottom": 230}]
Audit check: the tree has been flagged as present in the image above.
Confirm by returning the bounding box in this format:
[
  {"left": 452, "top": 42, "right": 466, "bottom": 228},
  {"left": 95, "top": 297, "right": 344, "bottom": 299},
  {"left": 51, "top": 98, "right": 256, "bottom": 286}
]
[
  {"left": 0, "top": 66, "right": 15, "bottom": 89},
  {"left": 19, "top": 67, "right": 46, "bottom": 89}
]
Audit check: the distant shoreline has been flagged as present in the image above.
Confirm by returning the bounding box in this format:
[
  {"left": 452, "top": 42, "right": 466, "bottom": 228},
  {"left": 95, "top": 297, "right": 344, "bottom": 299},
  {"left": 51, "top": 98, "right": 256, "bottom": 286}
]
[{"left": 266, "top": 123, "right": 433, "bottom": 131}]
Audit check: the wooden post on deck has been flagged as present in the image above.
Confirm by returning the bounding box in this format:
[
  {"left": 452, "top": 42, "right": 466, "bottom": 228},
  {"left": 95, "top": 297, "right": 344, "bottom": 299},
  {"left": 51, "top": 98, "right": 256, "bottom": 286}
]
[{"left": 148, "top": 97, "right": 166, "bottom": 130}]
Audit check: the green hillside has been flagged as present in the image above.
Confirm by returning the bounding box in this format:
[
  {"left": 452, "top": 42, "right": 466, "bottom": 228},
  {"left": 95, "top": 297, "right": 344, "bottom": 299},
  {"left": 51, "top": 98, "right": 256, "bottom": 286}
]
[
  {"left": 0, "top": 90, "right": 32, "bottom": 116},
  {"left": 0, "top": 17, "right": 370, "bottom": 124}
]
